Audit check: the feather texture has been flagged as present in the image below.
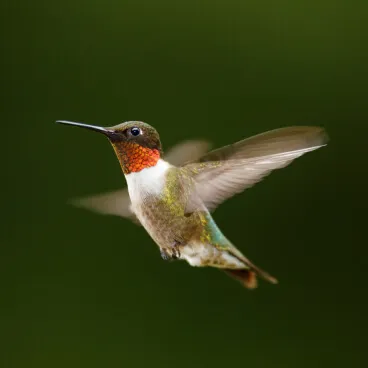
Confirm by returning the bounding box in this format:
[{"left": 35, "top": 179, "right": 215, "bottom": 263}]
[{"left": 183, "top": 127, "right": 327, "bottom": 212}]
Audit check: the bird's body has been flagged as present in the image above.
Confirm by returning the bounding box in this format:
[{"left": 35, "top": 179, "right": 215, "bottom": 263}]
[
  {"left": 57, "top": 120, "right": 327, "bottom": 288},
  {"left": 126, "top": 159, "right": 245, "bottom": 268}
]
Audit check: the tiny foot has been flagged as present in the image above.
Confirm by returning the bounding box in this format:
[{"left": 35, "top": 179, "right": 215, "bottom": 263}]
[
  {"left": 170, "top": 242, "right": 181, "bottom": 259},
  {"left": 160, "top": 249, "right": 172, "bottom": 261}
]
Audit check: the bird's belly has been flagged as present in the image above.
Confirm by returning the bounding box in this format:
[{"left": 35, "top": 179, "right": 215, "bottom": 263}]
[
  {"left": 180, "top": 243, "right": 245, "bottom": 269},
  {"left": 134, "top": 203, "right": 245, "bottom": 269},
  {"left": 132, "top": 202, "right": 179, "bottom": 247}
]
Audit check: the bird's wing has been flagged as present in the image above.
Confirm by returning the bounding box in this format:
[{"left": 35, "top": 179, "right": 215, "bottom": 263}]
[
  {"left": 183, "top": 127, "right": 328, "bottom": 213},
  {"left": 164, "top": 140, "right": 211, "bottom": 166},
  {"left": 69, "top": 140, "right": 210, "bottom": 224},
  {"left": 70, "top": 189, "right": 141, "bottom": 224}
]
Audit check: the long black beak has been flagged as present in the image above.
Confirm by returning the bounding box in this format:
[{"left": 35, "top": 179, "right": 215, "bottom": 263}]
[{"left": 56, "top": 120, "right": 116, "bottom": 137}]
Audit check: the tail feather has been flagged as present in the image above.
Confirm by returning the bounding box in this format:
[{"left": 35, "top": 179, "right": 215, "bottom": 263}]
[
  {"left": 224, "top": 260, "right": 278, "bottom": 289},
  {"left": 224, "top": 269, "right": 259, "bottom": 289}
]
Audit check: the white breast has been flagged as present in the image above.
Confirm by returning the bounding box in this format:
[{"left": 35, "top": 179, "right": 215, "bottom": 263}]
[{"left": 125, "top": 159, "right": 172, "bottom": 205}]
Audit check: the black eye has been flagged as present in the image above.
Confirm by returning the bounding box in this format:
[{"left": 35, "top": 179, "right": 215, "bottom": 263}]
[{"left": 130, "top": 127, "right": 141, "bottom": 136}]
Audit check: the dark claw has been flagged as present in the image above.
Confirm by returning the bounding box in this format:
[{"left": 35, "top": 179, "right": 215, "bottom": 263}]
[
  {"left": 170, "top": 240, "right": 182, "bottom": 259},
  {"left": 160, "top": 240, "right": 183, "bottom": 261}
]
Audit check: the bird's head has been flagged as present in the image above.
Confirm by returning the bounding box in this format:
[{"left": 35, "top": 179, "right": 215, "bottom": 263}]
[{"left": 57, "top": 120, "right": 162, "bottom": 174}]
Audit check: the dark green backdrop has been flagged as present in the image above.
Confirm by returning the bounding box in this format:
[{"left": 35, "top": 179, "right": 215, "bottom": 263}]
[{"left": 1, "top": 1, "right": 367, "bottom": 367}]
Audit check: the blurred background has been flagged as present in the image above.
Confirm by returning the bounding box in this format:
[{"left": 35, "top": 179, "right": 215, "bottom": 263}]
[{"left": 1, "top": 1, "right": 367, "bottom": 367}]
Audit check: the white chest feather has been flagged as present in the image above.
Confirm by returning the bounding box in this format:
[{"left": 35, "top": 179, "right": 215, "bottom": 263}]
[{"left": 125, "top": 159, "right": 171, "bottom": 205}]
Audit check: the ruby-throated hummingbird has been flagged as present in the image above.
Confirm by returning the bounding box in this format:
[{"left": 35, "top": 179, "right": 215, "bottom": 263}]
[{"left": 57, "top": 120, "right": 327, "bottom": 289}]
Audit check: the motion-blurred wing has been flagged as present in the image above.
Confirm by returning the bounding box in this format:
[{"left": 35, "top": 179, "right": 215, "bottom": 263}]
[
  {"left": 184, "top": 127, "right": 328, "bottom": 213},
  {"left": 70, "top": 140, "right": 210, "bottom": 223},
  {"left": 164, "top": 140, "right": 211, "bottom": 166},
  {"left": 70, "top": 189, "right": 140, "bottom": 223}
]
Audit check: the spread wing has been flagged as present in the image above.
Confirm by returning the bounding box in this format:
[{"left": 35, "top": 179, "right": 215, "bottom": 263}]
[
  {"left": 70, "top": 140, "right": 210, "bottom": 223},
  {"left": 183, "top": 126, "right": 328, "bottom": 213}
]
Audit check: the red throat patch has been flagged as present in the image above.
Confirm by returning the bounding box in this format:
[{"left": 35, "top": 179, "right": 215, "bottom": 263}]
[{"left": 112, "top": 141, "right": 160, "bottom": 174}]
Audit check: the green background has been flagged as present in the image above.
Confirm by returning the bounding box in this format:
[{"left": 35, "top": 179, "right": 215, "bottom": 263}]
[{"left": 1, "top": 1, "right": 367, "bottom": 367}]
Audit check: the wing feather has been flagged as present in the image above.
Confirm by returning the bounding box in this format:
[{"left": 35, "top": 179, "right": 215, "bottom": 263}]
[{"left": 183, "top": 127, "right": 327, "bottom": 212}]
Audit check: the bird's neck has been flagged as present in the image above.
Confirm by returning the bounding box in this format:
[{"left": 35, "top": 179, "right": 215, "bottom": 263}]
[
  {"left": 124, "top": 158, "right": 172, "bottom": 203},
  {"left": 111, "top": 141, "right": 161, "bottom": 174}
]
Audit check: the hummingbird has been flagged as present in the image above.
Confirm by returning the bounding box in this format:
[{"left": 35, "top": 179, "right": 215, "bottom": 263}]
[{"left": 57, "top": 120, "right": 327, "bottom": 289}]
